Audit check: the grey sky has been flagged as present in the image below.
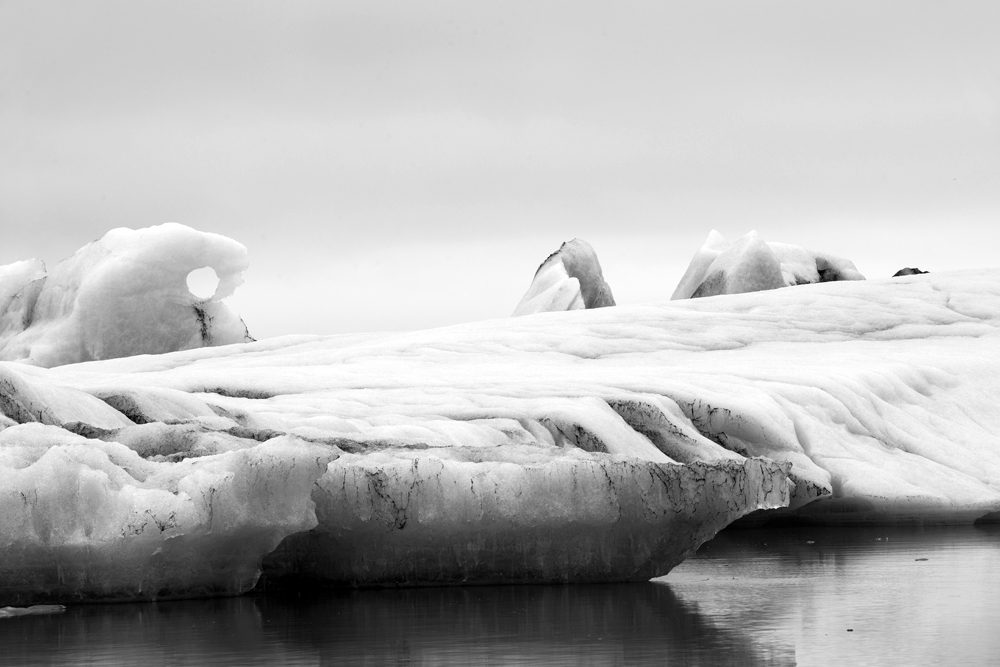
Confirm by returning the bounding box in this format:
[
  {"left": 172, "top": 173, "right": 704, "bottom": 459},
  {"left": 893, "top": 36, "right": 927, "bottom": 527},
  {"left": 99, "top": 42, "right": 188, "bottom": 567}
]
[{"left": 2, "top": 1, "right": 998, "bottom": 337}]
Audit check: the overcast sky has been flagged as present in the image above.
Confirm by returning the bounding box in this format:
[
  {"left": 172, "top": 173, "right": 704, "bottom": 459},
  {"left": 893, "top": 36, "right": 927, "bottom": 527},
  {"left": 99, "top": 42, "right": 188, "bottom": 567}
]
[{"left": 2, "top": 1, "right": 998, "bottom": 338}]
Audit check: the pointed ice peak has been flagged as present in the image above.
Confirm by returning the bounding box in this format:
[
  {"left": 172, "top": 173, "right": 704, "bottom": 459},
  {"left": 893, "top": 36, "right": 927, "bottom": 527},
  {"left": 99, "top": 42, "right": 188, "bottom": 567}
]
[{"left": 513, "top": 239, "right": 615, "bottom": 316}]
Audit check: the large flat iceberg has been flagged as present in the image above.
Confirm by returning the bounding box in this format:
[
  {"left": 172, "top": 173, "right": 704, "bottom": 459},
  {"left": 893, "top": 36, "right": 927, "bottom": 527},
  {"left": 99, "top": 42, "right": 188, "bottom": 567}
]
[{"left": 2, "top": 261, "right": 999, "bottom": 603}]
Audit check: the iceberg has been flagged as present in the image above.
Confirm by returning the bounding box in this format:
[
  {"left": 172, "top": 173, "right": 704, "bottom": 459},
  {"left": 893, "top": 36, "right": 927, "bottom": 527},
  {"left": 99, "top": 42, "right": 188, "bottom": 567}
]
[
  {"left": 0, "top": 422, "right": 330, "bottom": 605},
  {"left": 672, "top": 230, "right": 865, "bottom": 300},
  {"left": 2, "top": 224, "right": 999, "bottom": 603},
  {"left": 0, "top": 223, "right": 253, "bottom": 367},
  {"left": 512, "top": 239, "right": 615, "bottom": 316},
  {"left": 0, "top": 355, "right": 788, "bottom": 602},
  {"left": 31, "top": 266, "right": 999, "bottom": 531},
  {"left": 261, "top": 452, "right": 786, "bottom": 587}
]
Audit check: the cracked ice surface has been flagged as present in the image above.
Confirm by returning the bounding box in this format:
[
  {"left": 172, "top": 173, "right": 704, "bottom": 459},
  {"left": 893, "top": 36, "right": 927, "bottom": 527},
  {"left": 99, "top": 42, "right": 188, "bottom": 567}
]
[{"left": 3, "top": 268, "right": 1000, "bottom": 602}]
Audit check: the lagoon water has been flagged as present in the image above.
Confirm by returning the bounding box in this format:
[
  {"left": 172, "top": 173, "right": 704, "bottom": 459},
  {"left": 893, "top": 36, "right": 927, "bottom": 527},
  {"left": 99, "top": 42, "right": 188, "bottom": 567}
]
[{"left": 2, "top": 525, "right": 998, "bottom": 666}]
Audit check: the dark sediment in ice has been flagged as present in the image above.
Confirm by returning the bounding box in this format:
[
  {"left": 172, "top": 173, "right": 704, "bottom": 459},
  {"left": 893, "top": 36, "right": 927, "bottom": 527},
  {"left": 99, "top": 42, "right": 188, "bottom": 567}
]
[
  {"left": 258, "top": 454, "right": 789, "bottom": 589},
  {"left": 512, "top": 239, "right": 615, "bottom": 315}
]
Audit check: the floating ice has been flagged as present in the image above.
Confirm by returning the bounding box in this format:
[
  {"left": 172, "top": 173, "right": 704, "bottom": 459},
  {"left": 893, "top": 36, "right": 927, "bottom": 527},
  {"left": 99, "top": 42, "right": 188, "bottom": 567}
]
[
  {"left": 2, "top": 263, "right": 999, "bottom": 603},
  {"left": 0, "top": 604, "right": 64, "bottom": 619},
  {"left": 39, "top": 267, "right": 999, "bottom": 529},
  {"left": 262, "top": 451, "right": 786, "bottom": 587},
  {"left": 0, "top": 223, "right": 253, "bottom": 367},
  {"left": 512, "top": 239, "right": 615, "bottom": 316},
  {"left": 0, "top": 353, "right": 788, "bottom": 601},
  {"left": 0, "top": 421, "right": 331, "bottom": 605},
  {"left": 672, "top": 230, "right": 865, "bottom": 300}
]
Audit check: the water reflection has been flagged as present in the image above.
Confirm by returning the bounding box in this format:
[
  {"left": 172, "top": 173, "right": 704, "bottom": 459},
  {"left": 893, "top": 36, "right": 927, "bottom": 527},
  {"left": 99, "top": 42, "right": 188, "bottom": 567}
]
[
  {"left": 664, "top": 524, "right": 1000, "bottom": 667},
  {"left": 0, "top": 583, "right": 783, "bottom": 666},
  {"left": 1, "top": 525, "right": 997, "bottom": 666},
  {"left": 256, "top": 584, "right": 788, "bottom": 666}
]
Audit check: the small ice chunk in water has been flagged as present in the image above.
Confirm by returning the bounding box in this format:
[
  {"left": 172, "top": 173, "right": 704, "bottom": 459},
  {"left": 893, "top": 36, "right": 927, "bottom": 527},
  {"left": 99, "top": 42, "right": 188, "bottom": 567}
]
[{"left": 0, "top": 604, "right": 65, "bottom": 619}]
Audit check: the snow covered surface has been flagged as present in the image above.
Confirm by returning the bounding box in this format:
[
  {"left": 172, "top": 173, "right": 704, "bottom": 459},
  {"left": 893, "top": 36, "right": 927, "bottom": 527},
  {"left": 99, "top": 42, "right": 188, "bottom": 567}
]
[
  {"left": 0, "top": 224, "right": 253, "bottom": 367},
  {"left": 672, "top": 230, "right": 865, "bottom": 300},
  {"left": 512, "top": 239, "right": 615, "bottom": 316},
  {"left": 2, "top": 266, "right": 1000, "bottom": 602}
]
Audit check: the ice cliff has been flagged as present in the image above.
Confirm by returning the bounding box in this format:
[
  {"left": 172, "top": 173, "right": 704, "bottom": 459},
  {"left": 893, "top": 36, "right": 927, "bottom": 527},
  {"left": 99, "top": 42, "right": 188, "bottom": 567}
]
[
  {"left": 0, "top": 223, "right": 253, "bottom": 367},
  {"left": 512, "top": 239, "right": 615, "bottom": 315},
  {"left": 672, "top": 230, "right": 865, "bottom": 300},
  {"left": 2, "top": 226, "right": 1000, "bottom": 604}
]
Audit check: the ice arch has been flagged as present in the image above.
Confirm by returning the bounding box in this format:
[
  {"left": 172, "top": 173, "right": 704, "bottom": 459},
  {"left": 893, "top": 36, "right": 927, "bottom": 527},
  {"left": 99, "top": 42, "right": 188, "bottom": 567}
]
[{"left": 0, "top": 223, "right": 253, "bottom": 367}]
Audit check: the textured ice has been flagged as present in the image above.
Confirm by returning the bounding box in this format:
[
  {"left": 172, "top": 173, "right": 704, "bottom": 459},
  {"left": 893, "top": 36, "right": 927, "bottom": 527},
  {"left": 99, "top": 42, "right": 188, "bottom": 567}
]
[
  {"left": 0, "top": 353, "right": 787, "bottom": 601},
  {"left": 3, "top": 266, "right": 1000, "bottom": 603},
  {"left": 0, "top": 422, "right": 330, "bottom": 604},
  {"left": 512, "top": 239, "right": 615, "bottom": 315},
  {"left": 40, "top": 267, "right": 1000, "bottom": 526},
  {"left": 672, "top": 230, "right": 865, "bottom": 300},
  {"left": 0, "top": 223, "right": 253, "bottom": 367},
  {"left": 262, "top": 452, "right": 785, "bottom": 587}
]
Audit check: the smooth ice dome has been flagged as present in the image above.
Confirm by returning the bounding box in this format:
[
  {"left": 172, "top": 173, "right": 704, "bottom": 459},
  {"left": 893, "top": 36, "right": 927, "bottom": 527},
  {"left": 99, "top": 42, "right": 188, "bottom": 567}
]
[
  {"left": 672, "top": 230, "right": 865, "bottom": 300},
  {"left": 0, "top": 223, "right": 253, "bottom": 368},
  {"left": 512, "top": 239, "right": 615, "bottom": 316}
]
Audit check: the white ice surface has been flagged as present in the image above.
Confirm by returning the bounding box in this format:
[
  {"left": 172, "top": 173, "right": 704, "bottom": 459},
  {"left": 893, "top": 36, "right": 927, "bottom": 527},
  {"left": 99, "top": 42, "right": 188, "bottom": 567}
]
[
  {"left": 39, "top": 267, "right": 1000, "bottom": 523},
  {"left": 0, "top": 223, "right": 253, "bottom": 367},
  {"left": 3, "top": 267, "right": 1000, "bottom": 601}
]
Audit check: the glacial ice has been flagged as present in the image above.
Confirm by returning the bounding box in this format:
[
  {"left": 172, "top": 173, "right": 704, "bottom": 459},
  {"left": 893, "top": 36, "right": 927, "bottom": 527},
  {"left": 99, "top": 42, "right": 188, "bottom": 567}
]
[
  {"left": 34, "top": 266, "right": 1000, "bottom": 530},
  {"left": 0, "top": 223, "right": 253, "bottom": 367},
  {"left": 0, "top": 423, "right": 331, "bottom": 604},
  {"left": 0, "top": 348, "right": 788, "bottom": 602},
  {"left": 2, "top": 240, "right": 1000, "bottom": 602},
  {"left": 512, "top": 239, "right": 615, "bottom": 315},
  {"left": 672, "top": 230, "right": 865, "bottom": 300}
]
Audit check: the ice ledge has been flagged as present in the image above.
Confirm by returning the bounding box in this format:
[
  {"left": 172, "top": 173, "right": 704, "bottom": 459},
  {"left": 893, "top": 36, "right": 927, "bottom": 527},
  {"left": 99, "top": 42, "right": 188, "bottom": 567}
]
[{"left": 259, "top": 453, "right": 790, "bottom": 589}]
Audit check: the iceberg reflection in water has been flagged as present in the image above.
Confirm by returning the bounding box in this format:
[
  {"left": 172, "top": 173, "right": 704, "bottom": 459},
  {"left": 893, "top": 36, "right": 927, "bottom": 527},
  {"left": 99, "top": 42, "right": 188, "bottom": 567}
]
[
  {"left": 0, "top": 585, "right": 779, "bottom": 667},
  {"left": 3, "top": 526, "right": 998, "bottom": 666}
]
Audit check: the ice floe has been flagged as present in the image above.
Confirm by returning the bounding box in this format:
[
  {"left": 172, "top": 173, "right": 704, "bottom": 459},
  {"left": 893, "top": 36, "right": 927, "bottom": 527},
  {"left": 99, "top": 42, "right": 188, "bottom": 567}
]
[{"left": 0, "top": 223, "right": 253, "bottom": 367}]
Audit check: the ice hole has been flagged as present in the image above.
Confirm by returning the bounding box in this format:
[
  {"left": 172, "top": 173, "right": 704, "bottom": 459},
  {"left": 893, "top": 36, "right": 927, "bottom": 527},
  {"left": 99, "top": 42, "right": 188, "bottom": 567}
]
[{"left": 186, "top": 266, "right": 220, "bottom": 300}]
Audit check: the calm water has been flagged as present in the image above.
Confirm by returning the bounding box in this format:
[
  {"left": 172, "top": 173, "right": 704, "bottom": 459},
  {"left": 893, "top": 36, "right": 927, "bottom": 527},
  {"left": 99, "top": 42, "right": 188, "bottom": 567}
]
[{"left": 2, "top": 525, "right": 998, "bottom": 666}]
